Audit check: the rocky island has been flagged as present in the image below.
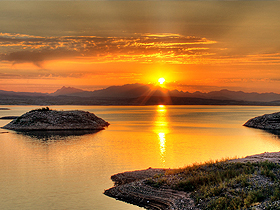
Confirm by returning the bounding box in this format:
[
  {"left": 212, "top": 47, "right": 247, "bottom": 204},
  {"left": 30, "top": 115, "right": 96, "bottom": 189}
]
[
  {"left": 2, "top": 107, "right": 109, "bottom": 131},
  {"left": 244, "top": 112, "right": 280, "bottom": 130},
  {"left": 105, "top": 152, "right": 280, "bottom": 209}
]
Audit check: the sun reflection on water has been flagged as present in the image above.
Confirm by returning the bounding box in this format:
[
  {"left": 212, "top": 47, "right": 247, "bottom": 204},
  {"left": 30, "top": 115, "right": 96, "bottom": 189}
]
[
  {"left": 158, "top": 132, "right": 166, "bottom": 160},
  {"left": 154, "top": 105, "right": 169, "bottom": 166}
]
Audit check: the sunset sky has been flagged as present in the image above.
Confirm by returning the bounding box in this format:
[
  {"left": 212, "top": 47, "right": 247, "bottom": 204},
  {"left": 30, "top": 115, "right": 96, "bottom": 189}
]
[{"left": 1, "top": 1, "right": 280, "bottom": 93}]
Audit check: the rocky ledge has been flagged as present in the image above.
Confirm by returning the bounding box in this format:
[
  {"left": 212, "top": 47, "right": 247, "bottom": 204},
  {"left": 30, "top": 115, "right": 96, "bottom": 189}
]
[
  {"left": 2, "top": 108, "right": 109, "bottom": 131},
  {"left": 104, "top": 168, "right": 195, "bottom": 210},
  {"left": 244, "top": 112, "right": 280, "bottom": 129}
]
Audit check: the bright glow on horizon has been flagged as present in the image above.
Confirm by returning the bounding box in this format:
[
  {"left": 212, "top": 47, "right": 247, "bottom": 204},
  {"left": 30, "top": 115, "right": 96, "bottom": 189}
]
[
  {"left": 158, "top": 78, "right": 165, "bottom": 85},
  {"left": 2, "top": 2, "right": 280, "bottom": 93}
]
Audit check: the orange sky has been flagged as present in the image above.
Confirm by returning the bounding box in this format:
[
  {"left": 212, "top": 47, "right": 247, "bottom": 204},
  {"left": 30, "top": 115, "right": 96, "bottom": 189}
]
[{"left": 1, "top": 1, "right": 280, "bottom": 93}]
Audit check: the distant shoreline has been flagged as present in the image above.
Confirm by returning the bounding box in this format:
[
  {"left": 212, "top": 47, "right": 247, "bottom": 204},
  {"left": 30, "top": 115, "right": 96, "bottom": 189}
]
[
  {"left": 1, "top": 98, "right": 280, "bottom": 106},
  {"left": 104, "top": 152, "right": 280, "bottom": 210}
]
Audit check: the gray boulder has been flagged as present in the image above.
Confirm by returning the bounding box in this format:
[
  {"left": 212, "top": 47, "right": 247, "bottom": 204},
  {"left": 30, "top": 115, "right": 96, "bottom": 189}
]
[
  {"left": 244, "top": 112, "right": 280, "bottom": 129},
  {"left": 2, "top": 108, "right": 109, "bottom": 131}
]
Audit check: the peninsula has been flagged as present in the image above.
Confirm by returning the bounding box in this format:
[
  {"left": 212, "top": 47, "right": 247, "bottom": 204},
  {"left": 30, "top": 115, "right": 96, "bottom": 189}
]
[
  {"left": 2, "top": 107, "right": 109, "bottom": 131},
  {"left": 105, "top": 152, "right": 280, "bottom": 209}
]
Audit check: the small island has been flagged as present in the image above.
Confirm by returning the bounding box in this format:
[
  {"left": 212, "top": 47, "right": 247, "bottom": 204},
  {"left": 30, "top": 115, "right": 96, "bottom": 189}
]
[
  {"left": 0, "top": 108, "right": 10, "bottom": 110},
  {"left": 105, "top": 152, "right": 280, "bottom": 209},
  {"left": 2, "top": 107, "right": 109, "bottom": 131}
]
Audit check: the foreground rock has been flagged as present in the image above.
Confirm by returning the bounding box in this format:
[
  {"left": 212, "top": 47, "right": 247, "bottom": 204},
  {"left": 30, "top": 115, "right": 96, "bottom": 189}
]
[
  {"left": 104, "top": 152, "right": 280, "bottom": 210},
  {"left": 104, "top": 168, "right": 196, "bottom": 210},
  {"left": 244, "top": 112, "right": 280, "bottom": 129},
  {"left": 2, "top": 108, "right": 109, "bottom": 131}
]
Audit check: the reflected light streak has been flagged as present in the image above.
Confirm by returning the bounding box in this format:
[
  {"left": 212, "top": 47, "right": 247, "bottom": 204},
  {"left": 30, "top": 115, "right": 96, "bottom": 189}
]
[
  {"left": 155, "top": 121, "right": 168, "bottom": 127},
  {"left": 158, "top": 132, "right": 166, "bottom": 163},
  {"left": 154, "top": 105, "right": 169, "bottom": 166},
  {"left": 157, "top": 105, "right": 166, "bottom": 112}
]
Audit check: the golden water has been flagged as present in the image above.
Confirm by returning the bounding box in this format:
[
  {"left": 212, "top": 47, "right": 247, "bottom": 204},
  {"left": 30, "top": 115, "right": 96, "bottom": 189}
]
[{"left": 1, "top": 105, "right": 280, "bottom": 209}]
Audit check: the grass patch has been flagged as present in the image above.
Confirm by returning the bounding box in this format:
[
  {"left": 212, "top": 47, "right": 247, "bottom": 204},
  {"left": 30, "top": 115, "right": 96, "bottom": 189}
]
[{"left": 145, "top": 160, "right": 280, "bottom": 209}]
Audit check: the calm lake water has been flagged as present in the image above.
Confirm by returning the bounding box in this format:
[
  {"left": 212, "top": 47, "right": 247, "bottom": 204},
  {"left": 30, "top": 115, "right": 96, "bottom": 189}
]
[{"left": 1, "top": 105, "right": 280, "bottom": 210}]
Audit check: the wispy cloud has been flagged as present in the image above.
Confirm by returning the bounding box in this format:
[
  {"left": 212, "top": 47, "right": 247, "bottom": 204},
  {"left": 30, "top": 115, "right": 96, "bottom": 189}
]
[
  {"left": 0, "top": 33, "right": 216, "bottom": 67},
  {"left": 2, "top": 32, "right": 280, "bottom": 68}
]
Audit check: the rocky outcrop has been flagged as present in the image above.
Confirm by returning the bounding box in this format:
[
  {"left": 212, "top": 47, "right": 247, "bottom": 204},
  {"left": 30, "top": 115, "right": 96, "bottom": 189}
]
[
  {"left": 110, "top": 168, "right": 166, "bottom": 186},
  {"left": 104, "top": 168, "right": 196, "bottom": 210},
  {"left": 244, "top": 112, "right": 280, "bottom": 129},
  {"left": 2, "top": 108, "right": 109, "bottom": 131}
]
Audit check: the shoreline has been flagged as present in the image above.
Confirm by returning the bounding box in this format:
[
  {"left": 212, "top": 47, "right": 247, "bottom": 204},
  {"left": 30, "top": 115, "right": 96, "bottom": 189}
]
[{"left": 104, "top": 152, "right": 280, "bottom": 210}]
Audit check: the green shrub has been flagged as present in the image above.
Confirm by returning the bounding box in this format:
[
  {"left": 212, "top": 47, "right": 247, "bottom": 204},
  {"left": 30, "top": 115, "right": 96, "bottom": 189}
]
[
  {"left": 271, "top": 187, "right": 280, "bottom": 201},
  {"left": 145, "top": 178, "right": 166, "bottom": 188},
  {"left": 207, "top": 196, "right": 243, "bottom": 210},
  {"left": 172, "top": 161, "right": 256, "bottom": 192}
]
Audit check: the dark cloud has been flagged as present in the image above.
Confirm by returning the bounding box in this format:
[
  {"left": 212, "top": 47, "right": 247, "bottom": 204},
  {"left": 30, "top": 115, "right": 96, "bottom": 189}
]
[
  {"left": 2, "top": 51, "right": 45, "bottom": 68},
  {"left": 0, "top": 48, "right": 80, "bottom": 68}
]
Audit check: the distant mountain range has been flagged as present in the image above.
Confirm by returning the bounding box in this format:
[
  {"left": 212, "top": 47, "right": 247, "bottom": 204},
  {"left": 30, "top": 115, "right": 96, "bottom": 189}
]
[
  {"left": 48, "top": 84, "right": 280, "bottom": 102},
  {"left": 50, "top": 86, "right": 84, "bottom": 96},
  {"left": 1, "top": 84, "right": 280, "bottom": 105},
  {"left": 0, "top": 89, "right": 47, "bottom": 97}
]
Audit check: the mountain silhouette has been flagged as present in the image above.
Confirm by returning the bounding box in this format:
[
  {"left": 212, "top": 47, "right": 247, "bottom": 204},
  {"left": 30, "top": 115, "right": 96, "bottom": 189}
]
[
  {"left": 50, "top": 86, "right": 84, "bottom": 96},
  {"left": 49, "top": 84, "right": 280, "bottom": 102},
  {"left": 1, "top": 84, "right": 280, "bottom": 105},
  {"left": 53, "top": 84, "right": 169, "bottom": 98}
]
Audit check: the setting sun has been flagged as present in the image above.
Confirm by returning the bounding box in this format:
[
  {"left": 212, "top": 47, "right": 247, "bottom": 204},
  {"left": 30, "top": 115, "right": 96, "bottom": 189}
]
[{"left": 158, "top": 78, "right": 165, "bottom": 85}]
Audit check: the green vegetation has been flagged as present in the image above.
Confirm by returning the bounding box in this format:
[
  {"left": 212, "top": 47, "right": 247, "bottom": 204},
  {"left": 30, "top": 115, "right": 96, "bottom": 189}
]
[{"left": 145, "top": 160, "right": 280, "bottom": 209}]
